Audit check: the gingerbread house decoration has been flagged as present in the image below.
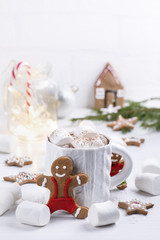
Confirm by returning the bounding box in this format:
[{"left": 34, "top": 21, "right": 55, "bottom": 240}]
[{"left": 94, "top": 63, "right": 124, "bottom": 109}]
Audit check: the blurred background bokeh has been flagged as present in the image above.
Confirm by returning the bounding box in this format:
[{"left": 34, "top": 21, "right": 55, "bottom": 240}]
[{"left": 0, "top": 0, "right": 160, "bottom": 116}]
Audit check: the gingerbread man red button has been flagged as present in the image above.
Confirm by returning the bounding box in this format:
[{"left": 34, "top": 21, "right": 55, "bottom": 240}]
[{"left": 36, "top": 156, "right": 89, "bottom": 219}]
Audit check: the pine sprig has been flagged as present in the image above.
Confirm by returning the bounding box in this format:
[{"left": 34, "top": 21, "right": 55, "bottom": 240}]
[{"left": 71, "top": 97, "right": 160, "bottom": 132}]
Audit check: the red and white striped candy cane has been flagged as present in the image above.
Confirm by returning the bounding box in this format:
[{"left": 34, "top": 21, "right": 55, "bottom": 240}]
[
  {"left": 10, "top": 61, "right": 32, "bottom": 113},
  {"left": 10, "top": 61, "right": 23, "bottom": 86},
  {"left": 26, "top": 70, "right": 31, "bottom": 111}
]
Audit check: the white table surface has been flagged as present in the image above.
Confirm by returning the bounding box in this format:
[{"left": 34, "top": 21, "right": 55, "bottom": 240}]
[{"left": 0, "top": 108, "right": 160, "bottom": 240}]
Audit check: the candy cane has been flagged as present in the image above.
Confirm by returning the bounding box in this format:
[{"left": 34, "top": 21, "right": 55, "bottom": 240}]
[
  {"left": 10, "top": 61, "right": 23, "bottom": 86},
  {"left": 10, "top": 61, "right": 32, "bottom": 113},
  {"left": 26, "top": 71, "right": 31, "bottom": 111}
]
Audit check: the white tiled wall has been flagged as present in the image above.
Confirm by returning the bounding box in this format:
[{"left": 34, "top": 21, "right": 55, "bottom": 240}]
[{"left": 0, "top": 0, "right": 160, "bottom": 111}]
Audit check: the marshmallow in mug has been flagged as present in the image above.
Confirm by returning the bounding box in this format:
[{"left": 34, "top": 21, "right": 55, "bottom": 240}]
[
  {"left": 71, "top": 136, "right": 104, "bottom": 149},
  {"left": 79, "top": 120, "right": 96, "bottom": 131},
  {"left": 71, "top": 126, "right": 98, "bottom": 138},
  {"left": 49, "top": 129, "right": 73, "bottom": 146},
  {"left": 49, "top": 128, "right": 107, "bottom": 149}
]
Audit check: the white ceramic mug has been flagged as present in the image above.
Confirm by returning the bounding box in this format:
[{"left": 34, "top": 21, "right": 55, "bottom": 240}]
[{"left": 46, "top": 138, "right": 133, "bottom": 207}]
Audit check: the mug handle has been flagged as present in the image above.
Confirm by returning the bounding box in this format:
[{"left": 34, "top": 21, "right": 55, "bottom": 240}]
[{"left": 110, "top": 143, "right": 133, "bottom": 189}]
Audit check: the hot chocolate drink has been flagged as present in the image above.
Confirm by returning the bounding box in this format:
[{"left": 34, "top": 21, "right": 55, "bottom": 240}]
[{"left": 49, "top": 127, "right": 109, "bottom": 149}]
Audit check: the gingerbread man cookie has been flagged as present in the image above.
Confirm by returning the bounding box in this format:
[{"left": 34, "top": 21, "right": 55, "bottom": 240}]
[
  {"left": 36, "top": 156, "right": 89, "bottom": 219},
  {"left": 110, "top": 153, "right": 124, "bottom": 177},
  {"left": 118, "top": 199, "right": 154, "bottom": 215},
  {"left": 122, "top": 137, "right": 145, "bottom": 147},
  {"left": 110, "top": 154, "right": 127, "bottom": 190},
  {"left": 117, "top": 181, "right": 127, "bottom": 190},
  {"left": 111, "top": 153, "right": 122, "bottom": 165},
  {"left": 4, "top": 172, "right": 42, "bottom": 185},
  {"left": 5, "top": 156, "right": 32, "bottom": 167}
]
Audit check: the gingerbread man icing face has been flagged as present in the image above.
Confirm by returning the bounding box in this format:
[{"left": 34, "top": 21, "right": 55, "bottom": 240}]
[
  {"left": 111, "top": 153, "right": 122, "bottom": 165},
  {"left": 51, "top": 157, "right": 73, "bottom": 180}
]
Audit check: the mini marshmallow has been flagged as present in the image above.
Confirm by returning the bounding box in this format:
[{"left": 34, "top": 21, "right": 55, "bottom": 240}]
[
  {"left": 0, "top": 183, "right": 21, "bottom": 215},
  {"left": 49, "top": 129, "right": 73, "bottom": 146},
  {"left": 0, "top": 134, "right": 12, "bottom": 153},
  {"left": 71, "top": 126, "right": 98, "bottom": 138},
  {"left": 79, "top": 120, "right": 96, "bottom": 130},
  {"left": 16, "top": 201, "right": 50, "bottom": 226},
  {"left": 83, "top": 131, "right": 98, "bottom": 138},
  {"left": 88, "top": 201, "right": 120, "bottom": 227},
  {"left": 142, "top": 158, "right": 160, "bottom": 174},
  {"left": 135, "top": 173, "right": 160, "bottom": 195},
  {"left": 71, "top": 137, "right": 104, "bottom": 149}
]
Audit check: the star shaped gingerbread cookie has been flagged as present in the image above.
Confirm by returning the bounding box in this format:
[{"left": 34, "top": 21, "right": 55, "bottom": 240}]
[
  {"left": 122, "top": 137, "right": 145, "bottom": 146},
  {"left": 107, "top": 115, "right": 138, "bottom": 131},
  {"left": 3, "top": 172, "right": 42, "bottom": 185},
  {"left": 118, "top": 199, "right": 154, "bottom": 215},
  {"left": 5, "top": 156, "right": 32, "bottom": 167}
]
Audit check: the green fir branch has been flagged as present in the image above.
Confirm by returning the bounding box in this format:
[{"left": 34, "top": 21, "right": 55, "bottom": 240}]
[{"left": 71, "top": 97, "right": 160, "bottom": 132}]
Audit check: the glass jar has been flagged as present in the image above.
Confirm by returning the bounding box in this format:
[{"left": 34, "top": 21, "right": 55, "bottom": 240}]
[{"left": 4, "top": 61, "right": 57, "bottom": 141}]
